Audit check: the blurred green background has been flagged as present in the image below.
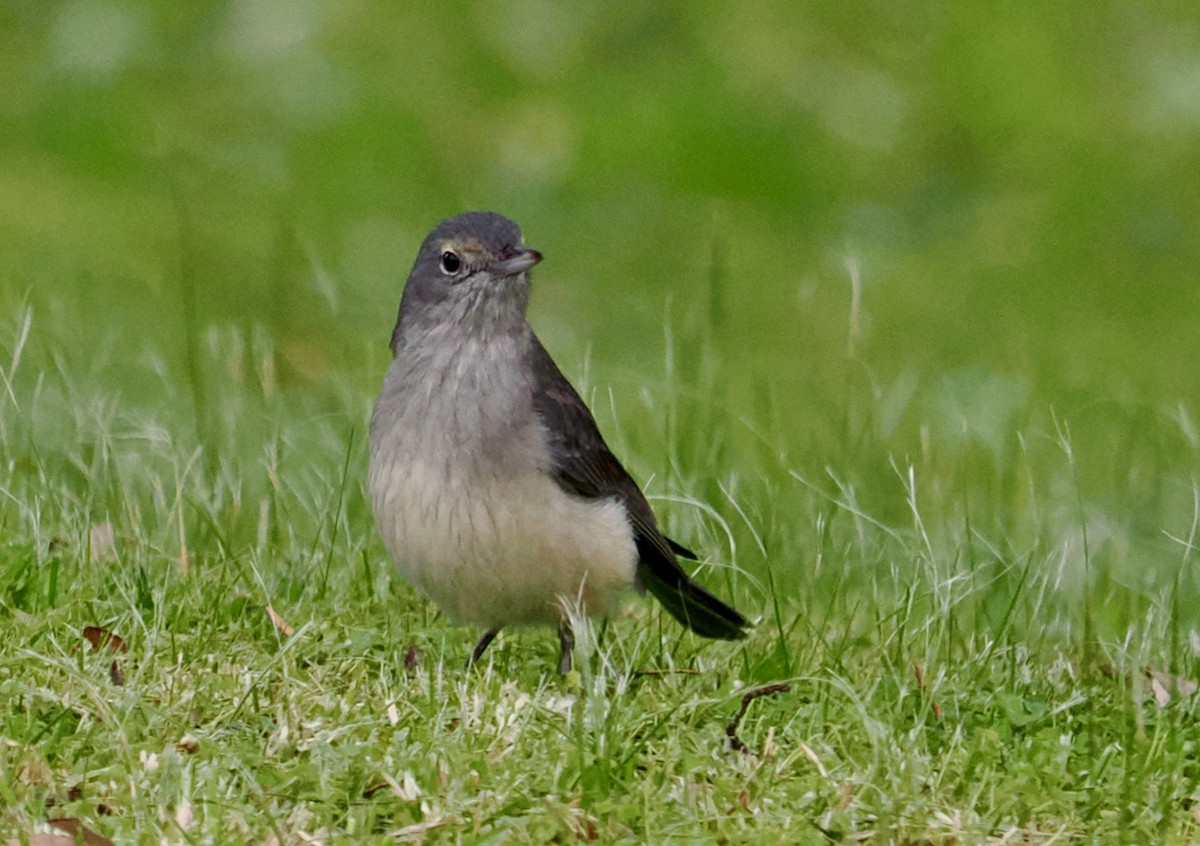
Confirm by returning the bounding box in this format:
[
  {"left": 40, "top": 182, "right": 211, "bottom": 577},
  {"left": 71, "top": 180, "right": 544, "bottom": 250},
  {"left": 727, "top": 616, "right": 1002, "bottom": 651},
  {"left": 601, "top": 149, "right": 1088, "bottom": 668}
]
[
  {"left": 5, "top": 0, "right": 1198, "bottom": 388},
  {"left": 3, "top": 1, "right": 1199, "bottom": 586}
]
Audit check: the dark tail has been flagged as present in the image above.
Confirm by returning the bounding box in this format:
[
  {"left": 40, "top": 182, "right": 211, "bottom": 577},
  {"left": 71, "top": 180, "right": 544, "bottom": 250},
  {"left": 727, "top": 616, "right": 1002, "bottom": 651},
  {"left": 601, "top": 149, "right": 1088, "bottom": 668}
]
[{"left": 638, "top": 539, "right": 750, "bottom": 640}]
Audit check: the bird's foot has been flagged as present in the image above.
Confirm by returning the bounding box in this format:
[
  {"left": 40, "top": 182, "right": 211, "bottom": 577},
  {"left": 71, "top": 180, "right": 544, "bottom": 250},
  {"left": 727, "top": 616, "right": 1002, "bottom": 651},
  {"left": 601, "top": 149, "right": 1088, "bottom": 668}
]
[
  {"left": 466, "top": 628, "right": 500, "bottom": 670},
  {"left": 557, "top": 618, "right": 574, "bottom": 675}
]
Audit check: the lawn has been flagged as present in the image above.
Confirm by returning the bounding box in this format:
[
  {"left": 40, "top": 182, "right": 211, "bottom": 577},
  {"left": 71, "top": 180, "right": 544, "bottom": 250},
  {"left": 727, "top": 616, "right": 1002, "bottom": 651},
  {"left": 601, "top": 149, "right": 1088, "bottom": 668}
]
[{"left": 3, "top": 2, "right": 1200, "bottom": 843}]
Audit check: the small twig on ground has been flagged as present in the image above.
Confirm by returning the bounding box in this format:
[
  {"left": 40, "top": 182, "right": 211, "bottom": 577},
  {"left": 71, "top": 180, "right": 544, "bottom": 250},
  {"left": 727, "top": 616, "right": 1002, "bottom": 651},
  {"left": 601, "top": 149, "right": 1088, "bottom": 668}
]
[
  {"left": 633, "top": 668, "right": 700, "bottom": 678},
  {"left": 725, "top": 682, "right": 790, "bottom": 753}
]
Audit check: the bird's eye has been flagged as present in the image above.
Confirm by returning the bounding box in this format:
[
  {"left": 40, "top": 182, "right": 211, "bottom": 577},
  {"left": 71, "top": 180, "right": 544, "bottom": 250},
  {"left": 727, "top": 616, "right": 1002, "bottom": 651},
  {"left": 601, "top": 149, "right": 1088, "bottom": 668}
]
[{"left": 440, "top": 251, "right": 462, "bottom": 274}]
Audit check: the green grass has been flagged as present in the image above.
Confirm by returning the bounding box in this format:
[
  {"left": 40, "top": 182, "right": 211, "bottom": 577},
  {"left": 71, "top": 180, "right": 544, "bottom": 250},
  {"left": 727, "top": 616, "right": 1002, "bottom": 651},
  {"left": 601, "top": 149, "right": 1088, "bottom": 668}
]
[
  {"left": 5, "top": 2, "right": 1200, "bottom": 841},
  {"left": 2, "top": 271, "right": 1200, "bottom": 843}
]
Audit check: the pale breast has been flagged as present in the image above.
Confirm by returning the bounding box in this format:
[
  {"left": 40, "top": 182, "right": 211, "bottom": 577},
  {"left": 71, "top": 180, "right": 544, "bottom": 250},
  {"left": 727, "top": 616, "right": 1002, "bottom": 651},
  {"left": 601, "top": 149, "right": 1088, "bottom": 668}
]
[{"left": 367, "top": 329, "right": 639, "bottom": 628}]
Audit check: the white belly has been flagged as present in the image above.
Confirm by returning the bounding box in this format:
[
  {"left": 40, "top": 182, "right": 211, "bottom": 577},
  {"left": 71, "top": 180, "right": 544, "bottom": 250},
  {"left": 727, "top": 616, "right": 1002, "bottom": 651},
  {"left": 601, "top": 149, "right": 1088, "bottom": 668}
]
[{"left": 368, "top": 448, "right": 638, "bottom": 628}]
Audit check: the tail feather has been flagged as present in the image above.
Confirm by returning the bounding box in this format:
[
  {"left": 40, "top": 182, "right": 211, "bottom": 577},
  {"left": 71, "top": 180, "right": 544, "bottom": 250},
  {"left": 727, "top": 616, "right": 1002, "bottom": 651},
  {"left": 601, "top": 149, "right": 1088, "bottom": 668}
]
[
  {"left": 666, "top": 536, "right": 698, "bottom": 560},
  {"left": 638, "top": 557, "right": 749, "bottom": 640}
]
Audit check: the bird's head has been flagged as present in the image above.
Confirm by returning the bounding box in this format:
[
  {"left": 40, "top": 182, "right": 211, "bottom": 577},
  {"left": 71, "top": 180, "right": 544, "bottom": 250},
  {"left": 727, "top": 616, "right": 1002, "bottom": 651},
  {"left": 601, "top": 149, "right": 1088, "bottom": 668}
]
[{"left": 394, "top": 211, "right": 542, "bottom": 345}]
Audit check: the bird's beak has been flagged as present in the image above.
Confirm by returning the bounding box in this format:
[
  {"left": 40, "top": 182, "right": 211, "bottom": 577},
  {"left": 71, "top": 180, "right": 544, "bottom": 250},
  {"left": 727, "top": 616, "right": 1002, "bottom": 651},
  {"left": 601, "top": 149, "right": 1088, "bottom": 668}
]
[{"left": 491, "top": 248, "right": 543, "bottom": 278}]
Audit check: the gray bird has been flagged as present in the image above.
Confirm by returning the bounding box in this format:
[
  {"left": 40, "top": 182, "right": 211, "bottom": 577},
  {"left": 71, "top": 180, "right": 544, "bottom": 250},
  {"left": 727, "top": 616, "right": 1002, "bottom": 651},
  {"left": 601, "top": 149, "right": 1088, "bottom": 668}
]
[{"left": 368, "top": 211, "right": 749, "bottom": 672}]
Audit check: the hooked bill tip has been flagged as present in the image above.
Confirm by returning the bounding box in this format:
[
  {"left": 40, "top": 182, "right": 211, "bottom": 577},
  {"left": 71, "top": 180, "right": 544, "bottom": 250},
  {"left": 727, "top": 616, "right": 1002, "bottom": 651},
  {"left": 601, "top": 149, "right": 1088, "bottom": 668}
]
[{"left": 493, "top": 248, "right": 542, "bottom": 277}]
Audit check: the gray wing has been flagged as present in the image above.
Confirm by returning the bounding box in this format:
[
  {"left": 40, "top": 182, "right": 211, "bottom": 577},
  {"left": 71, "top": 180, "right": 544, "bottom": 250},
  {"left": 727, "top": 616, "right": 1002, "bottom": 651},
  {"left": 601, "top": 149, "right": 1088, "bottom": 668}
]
[
  {"left": 527, "top": 335, "right": 669, "bottom": 554},
  {"left": 527, "top": 335, "right": 748, "bottom": 639}
]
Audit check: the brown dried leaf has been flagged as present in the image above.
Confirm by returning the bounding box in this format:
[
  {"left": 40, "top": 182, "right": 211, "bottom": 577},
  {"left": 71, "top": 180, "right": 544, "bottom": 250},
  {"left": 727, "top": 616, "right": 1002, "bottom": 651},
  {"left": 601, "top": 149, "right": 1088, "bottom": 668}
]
[
  {"left": 404, "top": 644, "right": 422, "bottom": 670},
  {"left": 47, "top": 818, "right": 114, "bottom": 846},
  {"left": 19, "top": 834, "right": 76, "bottom": 846},
  {"left": 265, "top": 606, "right": 294, "bottom": 637},
  {"left": 82, "top": 627, "right": 127, "bottom": 654}
]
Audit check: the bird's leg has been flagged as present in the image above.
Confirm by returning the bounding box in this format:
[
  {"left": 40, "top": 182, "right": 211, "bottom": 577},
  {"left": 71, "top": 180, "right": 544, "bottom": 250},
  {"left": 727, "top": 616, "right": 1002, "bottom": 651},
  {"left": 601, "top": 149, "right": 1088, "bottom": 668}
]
[
  {"left": 466, "top": 628, "right": 500, "bottom": 669},
  {"left": 557, "top": 618, "right": 575, "bottom": 675}
]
